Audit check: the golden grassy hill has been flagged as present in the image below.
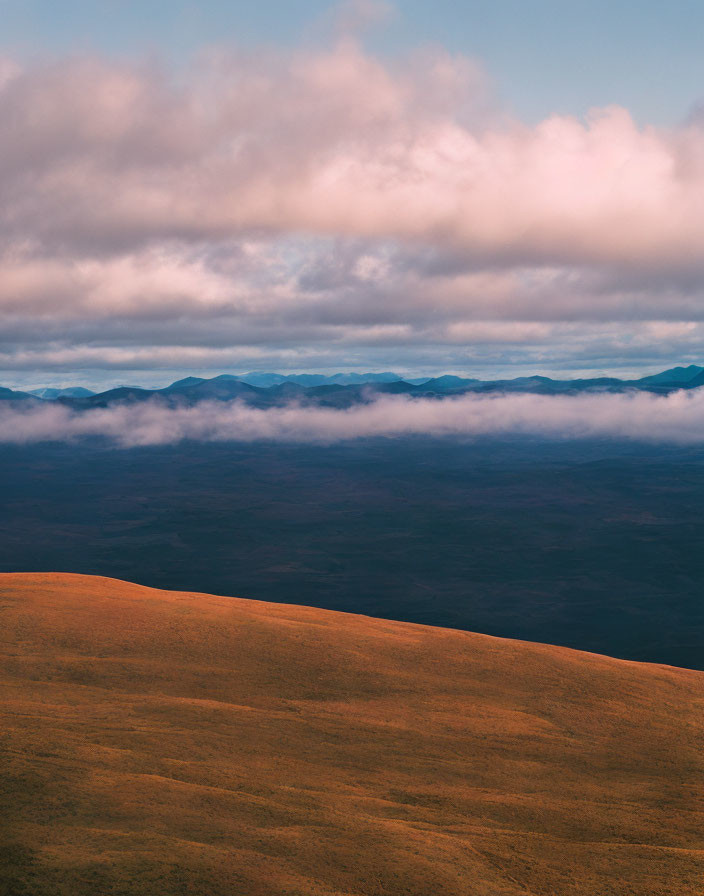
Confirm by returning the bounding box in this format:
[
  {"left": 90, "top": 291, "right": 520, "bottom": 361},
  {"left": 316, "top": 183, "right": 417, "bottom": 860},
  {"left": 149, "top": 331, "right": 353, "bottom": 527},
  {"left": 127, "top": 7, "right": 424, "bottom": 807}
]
[{"left": 1, "top": 573, "right": 703, "bottom": 896}]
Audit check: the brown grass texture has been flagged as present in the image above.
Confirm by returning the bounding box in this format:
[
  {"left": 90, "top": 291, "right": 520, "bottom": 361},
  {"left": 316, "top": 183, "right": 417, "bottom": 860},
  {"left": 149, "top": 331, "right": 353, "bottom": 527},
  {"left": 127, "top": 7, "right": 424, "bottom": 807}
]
[{"left": 1, "top": 573, "right": 703, "bottom": 895}]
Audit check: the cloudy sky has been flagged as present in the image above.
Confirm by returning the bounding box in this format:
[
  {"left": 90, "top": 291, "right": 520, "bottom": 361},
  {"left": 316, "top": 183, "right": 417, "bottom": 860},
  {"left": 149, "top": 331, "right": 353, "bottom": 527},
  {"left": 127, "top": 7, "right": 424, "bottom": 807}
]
[{"left": 2, "top": 0, "right": 704, "bottom": 389}]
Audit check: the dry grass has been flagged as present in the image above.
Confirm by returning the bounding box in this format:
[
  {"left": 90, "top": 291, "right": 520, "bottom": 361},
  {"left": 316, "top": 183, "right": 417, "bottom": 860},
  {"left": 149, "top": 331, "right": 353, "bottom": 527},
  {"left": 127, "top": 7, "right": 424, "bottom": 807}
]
[{"left": 1, "top": 572, "right": 703, "bottom": 895}]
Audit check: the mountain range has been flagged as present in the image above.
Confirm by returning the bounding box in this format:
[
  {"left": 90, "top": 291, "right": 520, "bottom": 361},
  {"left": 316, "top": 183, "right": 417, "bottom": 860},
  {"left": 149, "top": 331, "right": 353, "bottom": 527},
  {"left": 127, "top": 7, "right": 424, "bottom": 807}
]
[{"left": 3, "top": 364, "right": 704, "bottom": 409}]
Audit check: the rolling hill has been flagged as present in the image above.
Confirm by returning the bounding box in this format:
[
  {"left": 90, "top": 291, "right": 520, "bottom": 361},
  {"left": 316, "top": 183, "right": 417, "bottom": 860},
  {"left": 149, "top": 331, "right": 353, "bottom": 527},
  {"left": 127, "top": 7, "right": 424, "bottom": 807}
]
[
  {"left": 28, "top": 387, "right": 95, "bottom": 400},
  {"left": 1, "top": 573, "right": 702, "bottom": 895},
  {"left": 0, "top": 386, "right": 36, "bottom": 402}
]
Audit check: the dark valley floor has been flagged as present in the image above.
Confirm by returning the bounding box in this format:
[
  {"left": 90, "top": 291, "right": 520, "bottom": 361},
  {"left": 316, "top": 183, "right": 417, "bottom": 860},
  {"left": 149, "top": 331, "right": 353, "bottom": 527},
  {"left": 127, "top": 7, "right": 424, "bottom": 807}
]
[{"left": 2, "top": 436, "right": 703, "bottom": 669}]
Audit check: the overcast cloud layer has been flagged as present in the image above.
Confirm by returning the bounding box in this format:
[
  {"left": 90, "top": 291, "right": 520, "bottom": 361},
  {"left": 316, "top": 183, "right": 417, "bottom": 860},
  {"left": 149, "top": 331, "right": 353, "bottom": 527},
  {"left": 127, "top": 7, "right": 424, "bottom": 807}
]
[
  {"left": 4, "top": 391, "right": 704, "bottom": 446},
  {"left": 2, "top": 8, "right": 704, "bottom": 379}
]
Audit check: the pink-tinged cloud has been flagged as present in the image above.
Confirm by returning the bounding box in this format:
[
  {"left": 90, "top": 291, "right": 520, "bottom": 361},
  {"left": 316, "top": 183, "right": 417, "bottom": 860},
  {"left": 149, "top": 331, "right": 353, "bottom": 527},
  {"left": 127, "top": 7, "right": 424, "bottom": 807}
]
[
  {"left": 1, "top": 44, "right": 703, "bottom": 266},
  {"left": 2, "top": 38, "right": 704, "bottom": 373},
  {"left": 4, "top": 390, "right": 704, "bottom": 445}
]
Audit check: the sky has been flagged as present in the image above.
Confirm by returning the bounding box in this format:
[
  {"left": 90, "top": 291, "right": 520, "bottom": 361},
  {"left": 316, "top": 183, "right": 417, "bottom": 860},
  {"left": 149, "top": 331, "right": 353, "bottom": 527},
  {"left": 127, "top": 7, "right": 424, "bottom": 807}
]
[
  {"left": 3, "top": 0, "right": 703, "bottom": 126},
  {"left": 2, "top": 0, "right": 704, "bottom": 389}
]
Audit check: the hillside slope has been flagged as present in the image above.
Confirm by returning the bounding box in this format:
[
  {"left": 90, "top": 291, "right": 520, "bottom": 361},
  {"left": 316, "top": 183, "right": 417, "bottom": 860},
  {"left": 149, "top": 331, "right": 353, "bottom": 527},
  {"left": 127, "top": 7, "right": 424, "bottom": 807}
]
[{"left": 1, "top": 573, "right": 703, "bottom": 895}]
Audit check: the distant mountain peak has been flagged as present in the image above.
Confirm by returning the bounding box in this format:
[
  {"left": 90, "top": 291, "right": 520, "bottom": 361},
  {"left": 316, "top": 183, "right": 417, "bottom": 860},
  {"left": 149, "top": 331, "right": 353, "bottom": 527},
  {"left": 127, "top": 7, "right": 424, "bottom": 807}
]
[
  {"left": 638, "top": 364, "right": 703, "bottom": 385},
  {"left": 166, "top": 376, "right": 207, "bottom": 390},
  {"left": 29, "top": 386, "right": 95, "bottom": 400}
]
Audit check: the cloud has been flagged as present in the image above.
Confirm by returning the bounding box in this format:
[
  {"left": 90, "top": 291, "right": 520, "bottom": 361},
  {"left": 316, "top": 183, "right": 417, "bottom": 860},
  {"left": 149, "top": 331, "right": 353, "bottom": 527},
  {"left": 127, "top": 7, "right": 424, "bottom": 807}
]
[
  {"left": 3, "top": 319, "right": 704, "bottom": 378},
  {"left": 4, "top": 390, "right": 704, "bottom": 446},
  {"left": 2, "top": 38, "right": 704, "bottom": 374},
  {"left": 2, "top": 49, "right": 702, "bottom": 266}
]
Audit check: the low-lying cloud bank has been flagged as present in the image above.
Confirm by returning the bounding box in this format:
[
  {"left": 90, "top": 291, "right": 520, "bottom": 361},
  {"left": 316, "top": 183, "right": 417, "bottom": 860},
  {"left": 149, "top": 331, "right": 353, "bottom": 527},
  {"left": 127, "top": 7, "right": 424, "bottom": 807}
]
[{"left": 4, "top": 391, "right": 704, "bottom": 446}]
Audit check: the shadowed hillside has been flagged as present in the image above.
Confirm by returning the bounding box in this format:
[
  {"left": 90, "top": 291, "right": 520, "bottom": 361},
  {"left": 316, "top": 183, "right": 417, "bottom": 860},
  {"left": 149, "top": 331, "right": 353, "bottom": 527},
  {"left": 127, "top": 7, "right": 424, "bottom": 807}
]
[{"left": 1, "top": 573, "right": 703, "bottom": 895}]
